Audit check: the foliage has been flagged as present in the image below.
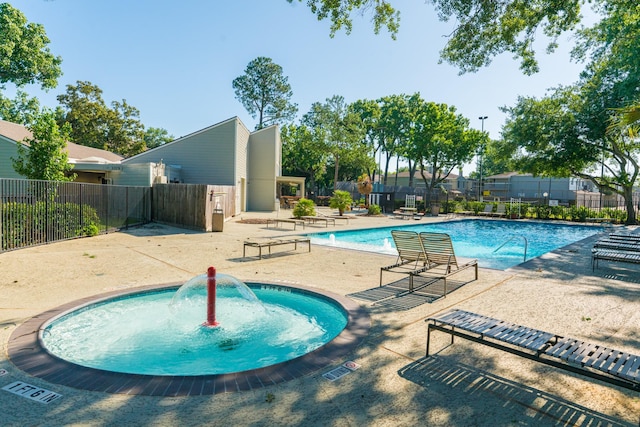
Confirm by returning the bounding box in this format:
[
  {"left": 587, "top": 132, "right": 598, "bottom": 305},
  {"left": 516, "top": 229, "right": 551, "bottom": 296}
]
[
  {"left": 1, "top": 201, "right": 100, "bottom": 250},
  {"left": 329, "top": 190, "right": 353, "bottom": 215},
  {"left": 56, "top": 81, "right": 147, "bottom": 156},
  {"left": 281, "top": 123, "right": 327, "bottom": 194},
  {"left": 368, "top": 204, "right": 382, "bottom": 215},
  {"left": 144, "top": 127, "right": 174, "bottom": 149},
  {"left": 302, "top": 95, "right": 367, "bottom": 189},
  {"left": 289, "top": 0, "right": 585, "bottom": 75},
  {"left": 12, "top": 109, "right": 76, "bottom": 181},
  {"left": 232, "top": 57, "right": 298, "bottom": 130},
  {"left": 502, "top": 89, "right": 640, "bottom": 224},
  {"left": 0, "top": 3, "right": 62, "bottom": 89},
  {"left": 356, "top": 173, "right": 373, "bottom": 196},
  {"left": 0, "top": 89, "right": 40, "bottom": 126},
  {"left": 410, "top": 96, "right": 486, "bottom": 206},
  {"left": 286, "top": 0, "right": 400, "bottom": 39},
  {"left": 292, "top": 198, "right": 316, "bottom": 218},
  {"left": 568, "top": 206, "right": 592, "bottom": 222}
]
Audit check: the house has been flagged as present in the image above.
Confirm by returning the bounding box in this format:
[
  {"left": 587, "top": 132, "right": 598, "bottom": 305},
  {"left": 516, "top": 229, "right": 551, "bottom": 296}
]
[
  {"left": 0, "top": 119, "right": 123, "bottom": 180},
  {"left": 481, "top": 172, "right": 600, "bottom": 205},
  {"left": 1, "top": 117, "right": 304, "bottom": 213}
]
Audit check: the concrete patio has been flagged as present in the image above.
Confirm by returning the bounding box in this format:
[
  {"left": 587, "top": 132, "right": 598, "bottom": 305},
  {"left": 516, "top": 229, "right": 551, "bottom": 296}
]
[{"left": 1, "top": 210, "right": 639, "bottom": 426}]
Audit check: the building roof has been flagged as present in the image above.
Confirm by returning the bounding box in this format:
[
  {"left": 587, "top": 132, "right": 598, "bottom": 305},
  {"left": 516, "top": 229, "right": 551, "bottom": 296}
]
[{"left": 0, "top": 119, "right": 123, "bottom": 163}]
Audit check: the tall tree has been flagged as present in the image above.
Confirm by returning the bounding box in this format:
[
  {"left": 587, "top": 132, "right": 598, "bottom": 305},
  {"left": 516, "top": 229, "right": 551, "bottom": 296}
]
[
  {"left": 12, "top": 109, "right": 75, "bottom": 181},
  {"left": 232, "top": 57, "right": 298, "bottom": 130},
  {"left": 56, "top": 81, "right": 111, "bottom": 150},
  {"left": 107, "top": 99, "right": 146, "bottom": 157},
  {"left": 57, "top": 81, "right": 147, "bottom": 156},
  {"left": 0, "top": 3, "right": 62, "bottom": 89},
  {"left": 410, "top": 99, "right": 485, "bottom": 206},
  {"left": 302, "top": 95, "right": 365, "bottom": 189},
  {"left": 290, "top": 0, "right": 616, "bottom": 75},
  {"left": 281, "top": 123, "right": 328, "bottom": 195},
  {"left": 0, "top": 89, "right": 40, "bottom": 126},
  {"left": 349, "top": 98, "right": 382, "bottom": 184},
  {"left": 144, "top": 127, "right": 174, "bottom": 150}
]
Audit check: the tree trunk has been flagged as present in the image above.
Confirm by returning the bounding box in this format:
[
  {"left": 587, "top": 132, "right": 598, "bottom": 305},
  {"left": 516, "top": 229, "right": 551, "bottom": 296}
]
[{"left": 624, "top": 185, "right": 637, "bottom": 224}]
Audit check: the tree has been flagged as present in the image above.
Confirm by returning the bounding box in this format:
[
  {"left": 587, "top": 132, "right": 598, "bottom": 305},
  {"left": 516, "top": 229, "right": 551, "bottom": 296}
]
[
  {"left": 281, "top": 123, "right": 328, "bottom": 195},
  {"left": 106, "top": 99, "right": 146, "bottom": 157},
  {"left": 329, "top": 190, "right": 353, "bottom": 215},
  {"left": 144, "top": 127, "right": 174, "bottom": 150},
  {"left": 302, "top": 95, "right": 365, "bottom": 189},
  {"left": 232, "top": 57, "right": 298, "bottom": 130},
  {"left": 290, "top": 0, "right": 611, "bottom": 75},
  {"left": 12, "top": 109, "right": 75, "bottom": 181},
  {"left": 0, "top": 3, "right": 62, "bottom": 89},
  {"left": 56, "top": 81, "right": 111, "bottom": 150},
  {"left": 349, "top": 98, "right": 383, "bottom": 184},
  {"left": 501, "top": 90, "right": 640, "bottom": 224},
  {"left": 410, "top": 99, "right": 485, "bottom": 206},
  {"left": 0, "top": 89, "right": 40, "bottom": 126},
  {"left": 57, "top": 81, "right": 147, "bottom": 156}
]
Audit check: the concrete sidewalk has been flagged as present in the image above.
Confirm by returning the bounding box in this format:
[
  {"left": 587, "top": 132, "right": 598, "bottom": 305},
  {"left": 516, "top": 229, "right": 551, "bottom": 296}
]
[{"left": 1, "top": 210, "right": 639, "bottom": 426}]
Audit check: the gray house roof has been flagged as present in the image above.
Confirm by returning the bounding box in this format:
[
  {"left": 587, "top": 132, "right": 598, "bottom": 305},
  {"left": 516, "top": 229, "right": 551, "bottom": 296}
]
[{"left": 0, "top": 119, "right": 123, "bottom": 164}]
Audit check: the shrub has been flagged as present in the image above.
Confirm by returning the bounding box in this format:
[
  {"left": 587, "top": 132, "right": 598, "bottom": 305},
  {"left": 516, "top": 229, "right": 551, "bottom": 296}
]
[
  {"left": 292, "top": 198, "right": 315, "bottom": 218},
  {"left": 1, "top": 201, "right": 100, "bottom": 250},
  {"left": 329, "top": 190, "right": 353, "bottom": 215},
  {"left": 368, "top": 204, "right": 382, "bottom": 215}
]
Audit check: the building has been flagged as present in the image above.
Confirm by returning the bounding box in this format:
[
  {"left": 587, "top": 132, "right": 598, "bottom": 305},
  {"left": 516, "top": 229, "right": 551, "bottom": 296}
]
[{"left": 0, "top": 117, "right": 304, "bottom": 213}]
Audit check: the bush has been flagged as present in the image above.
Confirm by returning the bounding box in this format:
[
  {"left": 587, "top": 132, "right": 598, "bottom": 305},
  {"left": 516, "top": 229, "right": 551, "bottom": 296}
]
[
  {"left": 329, "top": 190, "right": 353, "bottom": 215},
  {"left": 1, "top": 201, "right": 100, "bottom": 250},
  {"left": 292, "top": 198, "right": 316, "bottom": 218},
  {"left": 368, "top": 204, "right": 382, "bottom": 215}
]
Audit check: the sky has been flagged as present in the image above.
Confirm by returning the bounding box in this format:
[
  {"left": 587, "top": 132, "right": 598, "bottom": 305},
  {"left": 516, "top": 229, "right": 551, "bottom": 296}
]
[{"left": 7, "top": 0, "right": 594, "bottom": 175}]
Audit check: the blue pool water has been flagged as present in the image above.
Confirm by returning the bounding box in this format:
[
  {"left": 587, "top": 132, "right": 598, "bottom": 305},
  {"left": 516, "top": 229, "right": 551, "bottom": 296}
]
[
  {"left": 307, "top": 219, "right": 600, "bottom": 270},
  {"left": 42, "top": 284, "right": 347, "bottom": 376}
]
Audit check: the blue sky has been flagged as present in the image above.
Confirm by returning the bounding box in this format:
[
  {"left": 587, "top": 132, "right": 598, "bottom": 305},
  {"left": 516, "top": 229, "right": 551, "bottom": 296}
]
[{"left": 9, "top": 0, "right": 591, "bottom": 173}]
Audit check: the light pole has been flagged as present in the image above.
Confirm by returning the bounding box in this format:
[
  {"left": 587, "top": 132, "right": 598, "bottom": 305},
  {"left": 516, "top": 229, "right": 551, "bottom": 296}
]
[{"left": 478, "top": 116, "right": 488, "bottom": 201}]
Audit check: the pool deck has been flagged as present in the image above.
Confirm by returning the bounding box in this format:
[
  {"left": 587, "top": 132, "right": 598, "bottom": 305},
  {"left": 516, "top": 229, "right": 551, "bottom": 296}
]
[{"left": 1, "top": 209, "right": 639, "bottom": 426}]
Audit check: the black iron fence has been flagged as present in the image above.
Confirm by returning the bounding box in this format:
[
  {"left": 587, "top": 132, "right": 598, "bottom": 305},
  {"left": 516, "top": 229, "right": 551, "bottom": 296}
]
[{"left": 1, "top": 178, "right": 151, "bottom": 252}]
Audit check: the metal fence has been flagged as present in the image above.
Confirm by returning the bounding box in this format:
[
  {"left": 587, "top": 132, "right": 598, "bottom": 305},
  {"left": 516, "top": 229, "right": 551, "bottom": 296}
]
[{"left": 1, "top": 178, "right": 151, "bottom": 252}]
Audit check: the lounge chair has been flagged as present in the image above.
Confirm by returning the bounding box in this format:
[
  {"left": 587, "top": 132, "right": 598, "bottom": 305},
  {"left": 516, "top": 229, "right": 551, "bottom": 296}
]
[
  {"left": 380, "top": 230, "right": 428, "bottom": 289},
  {"left": 490, "top": 203, "right": 506, "bottom": 217},
  {"left": 477, "top": 204, "right": 494, "bottom": 216},
  {"left": 416, "top": 232, "right": 478, "bottom": 296}
]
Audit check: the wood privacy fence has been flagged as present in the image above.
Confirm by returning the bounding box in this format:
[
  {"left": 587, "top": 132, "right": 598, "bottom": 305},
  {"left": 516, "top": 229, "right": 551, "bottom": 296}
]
[{"left": 152, "top": 184, "right": 235, "bottom": 231}]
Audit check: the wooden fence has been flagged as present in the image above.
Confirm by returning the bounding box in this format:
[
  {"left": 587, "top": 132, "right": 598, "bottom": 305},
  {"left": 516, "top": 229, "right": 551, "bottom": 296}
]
[{"left": 152, "top": 184, "right": 235, "bottom": 231}]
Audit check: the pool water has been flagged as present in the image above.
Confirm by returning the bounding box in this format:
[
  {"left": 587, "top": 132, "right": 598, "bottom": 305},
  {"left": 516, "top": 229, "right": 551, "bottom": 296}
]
[
  {"left": 308, "top": 219, "right": 600, "bottom": 270},
  {"left": 41, "top": 285, "right": 347, "bottom": 376}
]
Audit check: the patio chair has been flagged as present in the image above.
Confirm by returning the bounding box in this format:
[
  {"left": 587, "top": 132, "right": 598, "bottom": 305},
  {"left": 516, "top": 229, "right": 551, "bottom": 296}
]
[
  {"left": 491, "top": 203, "right": 506, "bottom": 217},
  {"left": 477, "top": 204, "right": 494, "bottom": 216},
  {"left": 380, "top": 230, "right": 428, "bottom": 289},
  {"left": 417, "top": 232, "right": 478, "bottom": 296},
  {"left": 405, "top": 194, "right": 416, "bottom": 209}
]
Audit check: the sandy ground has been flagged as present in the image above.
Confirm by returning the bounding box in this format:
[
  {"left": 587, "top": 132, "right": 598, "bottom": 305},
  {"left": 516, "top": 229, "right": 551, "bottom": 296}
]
[{"left": 1, "top": 209, "right": 639, "bottom": 426}]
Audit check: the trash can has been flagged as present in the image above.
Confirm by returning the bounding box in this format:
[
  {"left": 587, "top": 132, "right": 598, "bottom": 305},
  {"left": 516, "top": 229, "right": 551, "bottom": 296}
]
[{"left": 212, "top": 209, "right": 224, "bottom": 232}]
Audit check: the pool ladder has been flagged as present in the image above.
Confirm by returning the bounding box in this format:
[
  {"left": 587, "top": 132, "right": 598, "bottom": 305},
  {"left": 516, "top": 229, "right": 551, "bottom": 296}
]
[{"left": 493, "top": 235, "right": 528, "bottom": 262}]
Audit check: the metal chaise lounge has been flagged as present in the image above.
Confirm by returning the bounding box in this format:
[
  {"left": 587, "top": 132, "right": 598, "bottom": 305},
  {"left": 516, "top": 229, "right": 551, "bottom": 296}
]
[
  {"left": 426, "top": 309, "right": 640, "bottom": 392},
  {"left": 416, "top": 232, "right": 478, "bottom": 297},
  {"left": 380, "top": 230, "right": 430, "bottom": 290},
  {"left": 477, "top": 204, "right": 494, "bottom": 216}
]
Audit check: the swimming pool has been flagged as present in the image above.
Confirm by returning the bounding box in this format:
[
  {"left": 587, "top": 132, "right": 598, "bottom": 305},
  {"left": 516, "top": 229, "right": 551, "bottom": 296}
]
[{"left": 307, "top": 219, "right": 601, "bottom": 270}]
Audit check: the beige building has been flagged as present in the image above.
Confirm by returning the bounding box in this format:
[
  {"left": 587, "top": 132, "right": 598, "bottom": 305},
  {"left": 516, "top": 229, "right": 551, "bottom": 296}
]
[{"left": 0, "top": 117, "right": 303, "bottom": 214}]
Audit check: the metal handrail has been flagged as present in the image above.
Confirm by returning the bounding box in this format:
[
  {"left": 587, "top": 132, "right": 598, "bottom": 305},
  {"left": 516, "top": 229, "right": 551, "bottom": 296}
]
[{"left": 493, "top": 235, "right": 528, "bottom": 262}]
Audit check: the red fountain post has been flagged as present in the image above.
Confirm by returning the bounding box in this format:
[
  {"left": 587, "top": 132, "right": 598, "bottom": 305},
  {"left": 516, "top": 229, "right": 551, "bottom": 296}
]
[{"left": 203, "top": 266, "right": 219, "bottom": 327}]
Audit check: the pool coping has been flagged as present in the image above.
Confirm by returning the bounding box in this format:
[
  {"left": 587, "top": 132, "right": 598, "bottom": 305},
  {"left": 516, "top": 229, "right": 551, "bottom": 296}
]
[{"left": 7, "top": 281, "right": 371, "bottom": 396}]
